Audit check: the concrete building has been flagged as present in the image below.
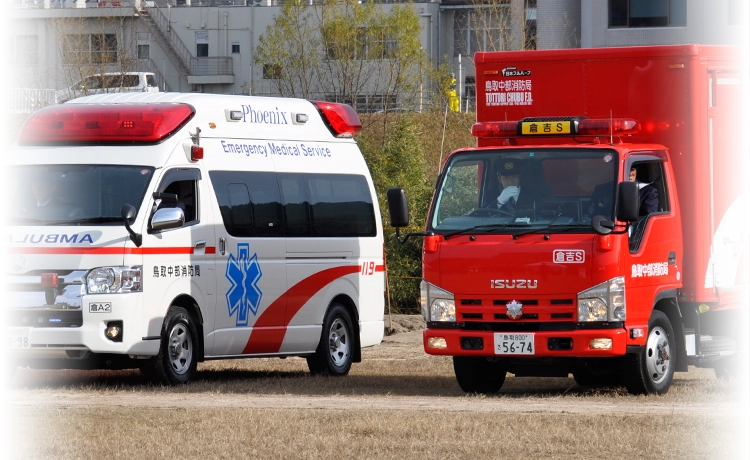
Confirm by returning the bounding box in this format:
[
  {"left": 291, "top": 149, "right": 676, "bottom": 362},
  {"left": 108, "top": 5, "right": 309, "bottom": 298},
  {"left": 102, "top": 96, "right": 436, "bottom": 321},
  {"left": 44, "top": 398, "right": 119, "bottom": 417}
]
[{"left": 6, "top": 0, "right": 747, "bottom": 113}]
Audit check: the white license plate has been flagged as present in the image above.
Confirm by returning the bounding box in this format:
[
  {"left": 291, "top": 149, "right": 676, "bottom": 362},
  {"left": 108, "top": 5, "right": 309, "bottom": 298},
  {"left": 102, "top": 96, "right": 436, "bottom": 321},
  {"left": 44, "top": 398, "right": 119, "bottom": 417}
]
[
  {"left": 494, "top": 333, "right": 535, "bottom": 355},
  {"left": 4, "top": 327, "right": 31, "bottom": 349}
]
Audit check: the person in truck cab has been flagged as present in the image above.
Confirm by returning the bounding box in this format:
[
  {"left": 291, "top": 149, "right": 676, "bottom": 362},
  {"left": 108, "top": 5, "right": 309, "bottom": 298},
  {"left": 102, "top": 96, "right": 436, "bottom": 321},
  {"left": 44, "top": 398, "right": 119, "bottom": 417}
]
[
  {"left": 583, "top": 166, "right": 658, "bottom": 223},
  {"left": 494, "top": 160, "right": 551, "bottom": 214}
]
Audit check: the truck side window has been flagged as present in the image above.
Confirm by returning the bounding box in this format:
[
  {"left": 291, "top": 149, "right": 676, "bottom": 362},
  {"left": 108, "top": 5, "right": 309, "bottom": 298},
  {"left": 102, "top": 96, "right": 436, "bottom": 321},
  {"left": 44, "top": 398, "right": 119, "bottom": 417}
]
[{"left": 629, "top": 160, "right": 669, "bottom": 251}]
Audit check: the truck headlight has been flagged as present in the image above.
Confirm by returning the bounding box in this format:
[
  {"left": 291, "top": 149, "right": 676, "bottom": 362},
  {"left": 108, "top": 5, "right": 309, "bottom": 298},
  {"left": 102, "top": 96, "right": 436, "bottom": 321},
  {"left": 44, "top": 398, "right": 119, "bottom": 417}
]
[
  {"left": 85, "top": 266, "right": 143, "bottom": 294},
  {"left": 577, "top": 276, "right": 626, "bottom": 322},
  {"left": 420, "top": 281, "right": 456, "bottom": 322}
]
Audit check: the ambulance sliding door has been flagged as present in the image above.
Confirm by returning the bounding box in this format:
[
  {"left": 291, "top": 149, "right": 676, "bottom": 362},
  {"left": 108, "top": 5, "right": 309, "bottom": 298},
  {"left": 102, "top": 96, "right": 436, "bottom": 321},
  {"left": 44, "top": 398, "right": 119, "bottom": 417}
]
[{"left": 208, "top": 170, "right": 287, "bottom": 357}]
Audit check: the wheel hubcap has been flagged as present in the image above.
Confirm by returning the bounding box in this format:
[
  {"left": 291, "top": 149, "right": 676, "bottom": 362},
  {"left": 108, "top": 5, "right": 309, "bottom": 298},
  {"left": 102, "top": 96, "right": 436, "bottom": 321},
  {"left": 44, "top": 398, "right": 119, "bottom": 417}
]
[
  {"left": 327, "top": 318, "right": 349, "bottom": 367},
  {"left": 168, "top": 322, "right": 192, "bottom": 375},
  {"left": 646, "top": 326, "right": 670, "bottom": 384}
]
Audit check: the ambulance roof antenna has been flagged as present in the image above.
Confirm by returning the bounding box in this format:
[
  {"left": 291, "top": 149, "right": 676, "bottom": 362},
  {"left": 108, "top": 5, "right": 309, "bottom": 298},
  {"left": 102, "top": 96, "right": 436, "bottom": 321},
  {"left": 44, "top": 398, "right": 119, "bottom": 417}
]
[{"left": 609, "top": 109, "right": 614, "bottom": 146}]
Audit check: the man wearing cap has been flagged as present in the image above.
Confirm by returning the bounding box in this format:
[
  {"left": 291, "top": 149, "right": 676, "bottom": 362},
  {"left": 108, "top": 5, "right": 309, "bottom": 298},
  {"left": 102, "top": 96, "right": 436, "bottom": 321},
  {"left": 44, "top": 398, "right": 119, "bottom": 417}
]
[
  {"left": 31, "top": 172, "right": 63, "bottom": 208},
  {"left": 495, "top": 160, "right": 547, "bottom": 213}
]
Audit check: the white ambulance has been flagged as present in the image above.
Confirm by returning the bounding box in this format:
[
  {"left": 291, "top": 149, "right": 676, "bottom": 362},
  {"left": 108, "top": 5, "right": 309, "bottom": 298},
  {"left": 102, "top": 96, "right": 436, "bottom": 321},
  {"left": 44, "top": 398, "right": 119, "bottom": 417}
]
[{"left": 5, "top": 93, "right": 385, "bottom": 384}]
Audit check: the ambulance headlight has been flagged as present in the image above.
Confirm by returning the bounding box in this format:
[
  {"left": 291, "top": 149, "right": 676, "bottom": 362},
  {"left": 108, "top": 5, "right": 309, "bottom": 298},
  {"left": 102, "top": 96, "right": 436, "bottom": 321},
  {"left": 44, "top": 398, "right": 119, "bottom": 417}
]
[
  {"left": 421, "top": 281, "right": 456, "bottom": 323},
  {"left": 577, "top": 276, "right": 626, "bottom": 322},
  {"left": 85, "top": 266, "right": 143, "bottom": 294}
]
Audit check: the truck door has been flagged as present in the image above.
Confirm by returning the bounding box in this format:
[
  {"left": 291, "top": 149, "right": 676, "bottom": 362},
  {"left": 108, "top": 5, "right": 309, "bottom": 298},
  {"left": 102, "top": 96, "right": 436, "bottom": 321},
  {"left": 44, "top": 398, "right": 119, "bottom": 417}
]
[
  {"left": 625, "top": 158, "right": 682, "bottom": 325},
  {"left": 705, "top": 69, "right": 745, "bottom": 291}
]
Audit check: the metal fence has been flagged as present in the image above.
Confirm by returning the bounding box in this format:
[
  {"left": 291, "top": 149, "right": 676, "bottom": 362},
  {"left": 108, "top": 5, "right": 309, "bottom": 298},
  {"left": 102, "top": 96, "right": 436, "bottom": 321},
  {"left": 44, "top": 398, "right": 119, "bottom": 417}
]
[{"left": 6, "top": 88, "right": 57, "bottom": 113}]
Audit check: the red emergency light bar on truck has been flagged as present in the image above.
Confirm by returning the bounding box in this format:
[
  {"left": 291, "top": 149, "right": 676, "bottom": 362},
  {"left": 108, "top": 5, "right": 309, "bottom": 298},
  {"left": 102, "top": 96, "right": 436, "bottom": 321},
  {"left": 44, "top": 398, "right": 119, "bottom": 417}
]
[{"left": 388, "top": 45, "right": 748, "bottom": 395}]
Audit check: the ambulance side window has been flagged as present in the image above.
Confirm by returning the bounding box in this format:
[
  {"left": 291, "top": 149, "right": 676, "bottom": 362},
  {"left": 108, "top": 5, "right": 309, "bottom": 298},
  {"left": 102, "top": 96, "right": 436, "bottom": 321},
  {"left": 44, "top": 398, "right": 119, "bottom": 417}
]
[
  {"left": 210, "top": 171, "right": 284, "bottom": 237},
  {"left": 279, "top": 173, "right": 311, "bottom": 237}
]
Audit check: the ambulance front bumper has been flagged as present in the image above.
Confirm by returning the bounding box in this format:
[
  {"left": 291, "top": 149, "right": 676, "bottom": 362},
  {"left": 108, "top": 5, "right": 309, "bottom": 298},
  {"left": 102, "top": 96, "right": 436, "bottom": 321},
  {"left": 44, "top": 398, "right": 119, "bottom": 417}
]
[{"left": 5, "top": 292, "right": 159, "bottom": 363}]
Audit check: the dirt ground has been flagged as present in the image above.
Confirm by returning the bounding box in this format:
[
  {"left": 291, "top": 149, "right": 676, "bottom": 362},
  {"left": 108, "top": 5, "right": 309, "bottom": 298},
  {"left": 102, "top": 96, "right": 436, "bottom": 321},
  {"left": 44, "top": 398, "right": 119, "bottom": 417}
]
[{"left": 3, "top": 315, "right": 750, "bottom": 417}]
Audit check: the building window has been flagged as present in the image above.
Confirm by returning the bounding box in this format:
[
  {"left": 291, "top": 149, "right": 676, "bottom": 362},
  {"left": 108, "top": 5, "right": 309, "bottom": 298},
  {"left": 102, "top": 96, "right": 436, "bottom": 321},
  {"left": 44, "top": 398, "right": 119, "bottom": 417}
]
[
  {"left": 63, "top": 34, "right": 118, "bottom": 64},
  {"left": 609, "top": 0, "right": 687, "bottom": 28},
  {"left": 356, "top": 28, "right": 397, "bottom": 60},
  {"left": 13, "top": 35, "right": 38, "bottom": 66},
  {"left": 454, "top": 5, "right": 508, "bottom": 57},
  {"left": 137, "top": 32, "right": 150, "bottom": 60},
  {"left": 231, "top": 42, "right": 240, "bottom": 54},
  {"left": 524, "top": 0, "right": 537, "bottom": 50},
  {"left": 728, "top": 0, "right": 748, "bottom": 26}
]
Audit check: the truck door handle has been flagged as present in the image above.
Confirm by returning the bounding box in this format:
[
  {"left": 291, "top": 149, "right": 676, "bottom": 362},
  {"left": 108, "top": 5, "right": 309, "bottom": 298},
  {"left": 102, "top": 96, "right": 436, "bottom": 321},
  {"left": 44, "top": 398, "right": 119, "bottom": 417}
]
[
  {"left": 219, "top": 238, "right": 226, "bottom": 256},
  {"left": 668, "top": 251, "right": 676, "bottom": 265}
]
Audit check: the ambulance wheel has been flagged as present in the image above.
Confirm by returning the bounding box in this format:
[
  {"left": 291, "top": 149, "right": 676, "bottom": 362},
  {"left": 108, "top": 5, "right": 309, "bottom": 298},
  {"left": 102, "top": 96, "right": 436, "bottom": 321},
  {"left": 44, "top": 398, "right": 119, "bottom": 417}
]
[
  {"left": 307, "top": 303, "right": 353, "bottom": 376},
  {"left": 453, "top": 356, "right": 506, "bottom": 394},
  {"left": 623, "top": 310, "right": 675, "bottom": 395},
  {"left": 2, "top": 359, "right": 18, "bottom": 387},
  {"left": 141, "top": 306, "right": 198, "bottom": 385}
]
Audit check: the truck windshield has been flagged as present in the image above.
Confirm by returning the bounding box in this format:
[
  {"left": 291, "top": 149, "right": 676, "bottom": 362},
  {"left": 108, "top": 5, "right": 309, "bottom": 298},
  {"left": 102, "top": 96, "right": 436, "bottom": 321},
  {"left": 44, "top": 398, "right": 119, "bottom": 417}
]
[
  {"left": 430, "top": 149, "right": 618, "bottom": 234},
  {"left": 7, "top": 165, "right": 154, "bottom": 226}
]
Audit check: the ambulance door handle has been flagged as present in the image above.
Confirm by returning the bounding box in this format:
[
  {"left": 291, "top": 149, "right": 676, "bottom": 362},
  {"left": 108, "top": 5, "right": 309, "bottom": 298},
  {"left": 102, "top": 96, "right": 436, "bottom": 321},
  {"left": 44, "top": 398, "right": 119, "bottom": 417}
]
[
  {"left": 219, "top": 237, "right": 226, "bottom": 256},
  {"left": 194, "top": 240, "right": 206, "bottom": 255}
]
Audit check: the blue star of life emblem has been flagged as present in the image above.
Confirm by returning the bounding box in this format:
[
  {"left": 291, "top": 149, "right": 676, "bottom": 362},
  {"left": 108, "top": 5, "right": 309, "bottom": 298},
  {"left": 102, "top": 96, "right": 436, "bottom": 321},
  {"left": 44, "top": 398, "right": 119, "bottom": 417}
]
[{"left": 225, "top": 243, "right": 263, "bottom": 326}]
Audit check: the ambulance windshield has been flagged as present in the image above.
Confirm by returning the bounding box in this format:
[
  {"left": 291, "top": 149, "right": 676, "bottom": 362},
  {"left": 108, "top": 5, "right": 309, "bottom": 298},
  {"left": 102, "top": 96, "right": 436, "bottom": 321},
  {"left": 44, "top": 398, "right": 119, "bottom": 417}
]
[
  {"left": 7, "top": 165, "right": 154, "bottom": 225},
  {"left": 430, "top": 149, "right": 618, "bottom": 234}
]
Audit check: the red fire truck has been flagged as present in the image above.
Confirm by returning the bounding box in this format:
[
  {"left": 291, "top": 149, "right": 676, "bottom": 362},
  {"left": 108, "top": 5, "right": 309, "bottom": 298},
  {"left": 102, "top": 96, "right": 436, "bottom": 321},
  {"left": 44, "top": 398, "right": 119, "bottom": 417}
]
[{"left": 388, "top": 45, "right": 748, "bottom": 395}]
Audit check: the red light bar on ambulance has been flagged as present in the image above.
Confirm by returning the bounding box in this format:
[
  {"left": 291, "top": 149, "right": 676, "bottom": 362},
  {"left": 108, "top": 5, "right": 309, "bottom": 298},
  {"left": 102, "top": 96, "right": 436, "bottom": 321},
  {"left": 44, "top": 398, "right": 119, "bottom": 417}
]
[
  {"left": 472, "top": 117, "right": 640, "bottom": 138},
  {"left": 311, "top": 101, "right": 362, "bottom": 138},
  {"left": 17, "top": 103, "right": 196, "bottom": 145}
]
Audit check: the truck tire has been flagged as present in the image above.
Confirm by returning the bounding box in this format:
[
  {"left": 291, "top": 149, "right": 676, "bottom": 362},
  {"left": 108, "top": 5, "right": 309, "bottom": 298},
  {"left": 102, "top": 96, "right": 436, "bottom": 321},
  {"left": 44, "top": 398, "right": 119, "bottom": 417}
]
[
  {"left": 453, "top": 356, "right": 506, "bottom": 394},
  {"left": 623, "top": 310, "right": 676, "bottom": 395},
  {"left": 140, "top": 306, "right": 198, "bottom": 385},
  {"left": 2, "top": 359, "right": 18, "bottom": 387},
  {"left": 307, "top": 303, "right": 354, "bottom": 376}
]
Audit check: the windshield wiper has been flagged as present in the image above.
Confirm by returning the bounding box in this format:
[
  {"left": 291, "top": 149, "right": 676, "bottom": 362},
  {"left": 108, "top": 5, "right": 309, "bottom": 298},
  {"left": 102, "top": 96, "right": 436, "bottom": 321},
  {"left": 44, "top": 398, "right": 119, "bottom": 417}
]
[
  {"left": 46, "top": 217, "right": 124, "bottom": 226},
  {"left": 443, "top": 223, "right": 530, "bottom": 239},
  {"left": 512, "top": 224, "right": 587, "bottom": 240},
  {"left": 3, "top": 217, "right": 41, "bottom": 224}
]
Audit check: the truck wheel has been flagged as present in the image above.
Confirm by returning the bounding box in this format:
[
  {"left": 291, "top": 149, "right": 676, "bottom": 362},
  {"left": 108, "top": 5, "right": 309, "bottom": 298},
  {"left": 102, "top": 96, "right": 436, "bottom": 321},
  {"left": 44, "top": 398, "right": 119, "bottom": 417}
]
[
  {"left": 453, "top": 356, "right": 506, "bottom": 394},
  {"left": 307, "top": 303, "right": 354, "bottom": 376},
  {"left": 141, "top": 306, "right": 198, "bottom": 385},
  {"left": 2, "top": 359, "right": 18, "bottom": 387},
  {"left": 623, "top": 310, "right": 676, "bottom": 395}
]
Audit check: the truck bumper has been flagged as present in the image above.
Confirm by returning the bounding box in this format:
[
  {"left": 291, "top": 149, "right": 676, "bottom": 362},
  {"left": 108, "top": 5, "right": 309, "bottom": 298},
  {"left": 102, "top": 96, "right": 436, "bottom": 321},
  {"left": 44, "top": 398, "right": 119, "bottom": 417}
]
[{"left": 423, "top": 327, "right": 628, "bottom": 357}]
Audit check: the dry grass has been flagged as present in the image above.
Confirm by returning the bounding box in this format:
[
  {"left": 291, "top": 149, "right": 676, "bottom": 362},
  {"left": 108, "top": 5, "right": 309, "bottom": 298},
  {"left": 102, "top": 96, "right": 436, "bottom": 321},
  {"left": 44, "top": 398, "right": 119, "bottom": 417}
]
[{"left": 5, "top": 333, "right": 749, "bottom": 459}]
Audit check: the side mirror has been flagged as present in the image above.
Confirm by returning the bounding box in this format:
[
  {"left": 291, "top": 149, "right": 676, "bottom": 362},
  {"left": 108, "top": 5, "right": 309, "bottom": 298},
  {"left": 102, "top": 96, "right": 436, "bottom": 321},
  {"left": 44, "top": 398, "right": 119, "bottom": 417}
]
[
  {"left": 616, "top": 181, "right": 639, "bottom": 223},
  {"left": 386, "top": 187, "right": 410, "bottom": 228},
  {"left": 120, "top": 204, "right": 142, "bottom": 247},
  {"left": 151, "top": 207, "right": 185, "bottom": 232}
]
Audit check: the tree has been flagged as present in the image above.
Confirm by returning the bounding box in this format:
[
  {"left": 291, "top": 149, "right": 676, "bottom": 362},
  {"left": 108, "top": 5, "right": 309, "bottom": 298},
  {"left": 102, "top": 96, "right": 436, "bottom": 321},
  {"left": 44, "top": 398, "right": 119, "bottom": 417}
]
[{"left": 255, "top": 0, "right": 428, "bottom": 115}]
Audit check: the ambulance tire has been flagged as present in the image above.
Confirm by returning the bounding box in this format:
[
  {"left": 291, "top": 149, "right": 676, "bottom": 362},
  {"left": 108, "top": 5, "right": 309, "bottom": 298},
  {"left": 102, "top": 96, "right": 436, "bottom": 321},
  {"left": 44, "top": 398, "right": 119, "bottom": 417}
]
[
  {"left": 2, "top": 359, "right": 18, "bottom": 387},
  {"left": 307, "top": 303, "right": 354, "bottom": 376},
  {"left": 141, "top": 306, "right": 198, "bottom": 385},
  {"left": 623, "top": 310, "right": 676, "bottom": 395},
  {"left": 453, "top": 356, "right": 506, "bottom": 394}
]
